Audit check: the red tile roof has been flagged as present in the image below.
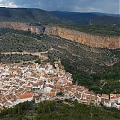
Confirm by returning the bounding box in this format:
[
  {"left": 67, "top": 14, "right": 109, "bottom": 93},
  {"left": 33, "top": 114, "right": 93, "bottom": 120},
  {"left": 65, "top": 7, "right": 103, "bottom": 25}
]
[
  {"left": 110, "top": 94, "right": 120, "bottom": 99},
  {"left": 19, "top": 92, "right": 33, "bottom": 99}
]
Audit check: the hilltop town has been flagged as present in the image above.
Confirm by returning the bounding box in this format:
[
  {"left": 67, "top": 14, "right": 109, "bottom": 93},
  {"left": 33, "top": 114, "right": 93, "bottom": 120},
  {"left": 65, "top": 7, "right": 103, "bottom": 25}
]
[{"left": 0, "top": 61, "right": 120, "bottom": 111}]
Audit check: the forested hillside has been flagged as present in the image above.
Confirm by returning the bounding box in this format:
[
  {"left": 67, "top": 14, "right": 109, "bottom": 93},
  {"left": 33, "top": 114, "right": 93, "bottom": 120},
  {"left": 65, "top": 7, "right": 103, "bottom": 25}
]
[
  {"left": 0, "top": 100, "right": 119, "bottom": 120},
  {"left": 0, "top": 7, "right": 67, "bottom": 24},
  {"left": 0, "top": 28, "right": 120, "bottom": 94}
]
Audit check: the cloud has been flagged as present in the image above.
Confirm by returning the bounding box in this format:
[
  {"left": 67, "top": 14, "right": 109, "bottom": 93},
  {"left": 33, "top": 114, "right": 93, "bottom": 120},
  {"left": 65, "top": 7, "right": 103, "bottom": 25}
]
[
  {"left": 0, "top": 0, "right": 19, "bottom": 8},
  {"left": 0, "top": 0, "right": 119, "bottom": 14}
]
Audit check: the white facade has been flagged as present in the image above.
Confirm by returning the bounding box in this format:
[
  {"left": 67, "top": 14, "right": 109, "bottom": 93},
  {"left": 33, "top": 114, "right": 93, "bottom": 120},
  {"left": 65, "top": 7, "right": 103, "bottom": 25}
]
[{"left": 44, "top": 87, "right": 52, "bottom": 93}]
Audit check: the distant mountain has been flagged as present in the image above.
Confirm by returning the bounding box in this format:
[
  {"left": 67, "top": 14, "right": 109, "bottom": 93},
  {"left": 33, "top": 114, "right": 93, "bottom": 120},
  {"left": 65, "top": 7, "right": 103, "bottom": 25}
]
[
  {"left": 0, "top": 7, "right": 119, "bottom": 26},
  {"left": 91, "top": 12, "right": 120, "bottom": 18},
  {"left": 90, "top": 15, "right": 120, "bottom": 26},
  {"left": 0, "top": 7, "right": 68, "bottom": 24},
  {"left": 52, "top": 11, "right": 98, "bottom": 24},
  {"left": 52, "top": 11, "right": 120, "bottom": 25}
]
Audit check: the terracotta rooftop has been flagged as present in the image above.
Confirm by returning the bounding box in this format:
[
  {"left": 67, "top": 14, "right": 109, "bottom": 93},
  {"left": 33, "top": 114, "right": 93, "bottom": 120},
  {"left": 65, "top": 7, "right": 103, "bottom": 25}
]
[
  {"left": 19, "top": 92, "right": 33, "bottom": 99},
  {"left": 110, "top": 94, "right": 120, "bottom": 99}
]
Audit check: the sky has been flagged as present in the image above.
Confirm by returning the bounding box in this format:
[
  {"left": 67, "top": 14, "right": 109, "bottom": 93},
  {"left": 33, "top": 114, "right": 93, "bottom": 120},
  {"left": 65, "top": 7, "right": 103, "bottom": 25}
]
[{"left": 0, "top": 0, "right": 119, "bottom": 14}]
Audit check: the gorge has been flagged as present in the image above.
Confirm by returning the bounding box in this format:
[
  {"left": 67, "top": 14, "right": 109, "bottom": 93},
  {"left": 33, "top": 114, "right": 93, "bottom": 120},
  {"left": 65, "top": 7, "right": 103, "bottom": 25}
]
[{"left": 0, "top": 22, "right": 119, "bottom": 49}]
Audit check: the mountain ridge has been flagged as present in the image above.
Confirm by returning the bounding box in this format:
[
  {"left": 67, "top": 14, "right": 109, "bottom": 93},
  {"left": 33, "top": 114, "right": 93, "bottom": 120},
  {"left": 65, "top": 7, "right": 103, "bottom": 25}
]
[
  {"left": 0, "top": 7, "right": 68, "bottom": 24},
  {"left": 0, "top": 7, "right": 119, "bottom": 25},
  {"left": 52, "top": 11, "right": 120, "bottom": 25}
]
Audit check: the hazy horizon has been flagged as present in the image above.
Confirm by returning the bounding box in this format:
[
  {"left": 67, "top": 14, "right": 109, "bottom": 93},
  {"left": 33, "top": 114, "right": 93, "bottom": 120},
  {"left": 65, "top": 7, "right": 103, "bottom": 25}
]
[{"left": 0, "top": 0, "right": 119, "bottom": 14}]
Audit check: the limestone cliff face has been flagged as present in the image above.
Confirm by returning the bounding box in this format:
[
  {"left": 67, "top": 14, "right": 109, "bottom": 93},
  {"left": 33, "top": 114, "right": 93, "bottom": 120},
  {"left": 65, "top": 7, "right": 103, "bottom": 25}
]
[
  {"left": 0, "top": 22, "right": 44, "bottom": 34},
  {"left": 45, "top": 26, "right": 120, "bottom": 49},
  {"left": 0, "top": 22, "right": 119, "bottom": 49}
]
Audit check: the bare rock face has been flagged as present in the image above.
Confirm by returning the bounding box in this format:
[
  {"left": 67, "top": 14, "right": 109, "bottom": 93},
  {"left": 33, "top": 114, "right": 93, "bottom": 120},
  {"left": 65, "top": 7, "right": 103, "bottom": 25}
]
[
  {"left": 45, "top": 26, "right": 120, "bottom": 49},
  {"left": 0, "top": 22, "right": 119, "bottom": 49},
  {"left": 0, "top": 22, "right": 45, "bottom": 34}
]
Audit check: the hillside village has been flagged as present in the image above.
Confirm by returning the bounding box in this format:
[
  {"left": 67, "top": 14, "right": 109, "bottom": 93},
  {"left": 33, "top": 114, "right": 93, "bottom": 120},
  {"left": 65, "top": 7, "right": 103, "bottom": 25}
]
[{"left": 0, "top": 61, "right": 120, "bottom": 111}]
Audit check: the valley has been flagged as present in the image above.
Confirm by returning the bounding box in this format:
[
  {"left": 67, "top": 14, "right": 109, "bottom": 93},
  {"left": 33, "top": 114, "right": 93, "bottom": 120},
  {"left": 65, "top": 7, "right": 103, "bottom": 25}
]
[
  {"left": 0, "top": 7, "right": 120, "bottom": 119},
  {"left": 0, "top": 29, "right": 119, "bottom": 94}
]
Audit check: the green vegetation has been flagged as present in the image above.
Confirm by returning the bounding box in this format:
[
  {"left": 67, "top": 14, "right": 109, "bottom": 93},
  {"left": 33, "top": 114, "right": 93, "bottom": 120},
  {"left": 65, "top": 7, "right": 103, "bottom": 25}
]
[
  {"left": 0, "top": 32, "right": 48, "bottom": 52},
  {"left": 0, "top": 54, "right": 39, "bottom": 63},
  {"left": 50, "top": 24, "right": 120, "bottom": 36},
  {"left": 0, "top": 100, "right": 119, "bottom": 120},
  {"left": 43, "top": 35, "right": 120, "bottom": 73},
  {"left": 0, "top": 7, "right": 67, "bottom": 24},
  {"left": 0, "top": 28, "right": 120, "bottom": 94},
  {"left": 52, "top": 11, "right": 120, "bottom": 26},
  {"left": 62, "top": 60, "right": 120, "bottom": 94},
  {"left": 56, "top": 91, "right": 64, "bottom": 96},
  {"left": 43, "top": 35, "right": 120, "bottom": 94},
  {"left": 0, "top": 8, "right": 120, "bottom": 120},
  {"left": 35, "top": 58, "right": 41, "bottom": 64},
  {"left": 91, "top": 16, "right": 120, "bottom": 26}
]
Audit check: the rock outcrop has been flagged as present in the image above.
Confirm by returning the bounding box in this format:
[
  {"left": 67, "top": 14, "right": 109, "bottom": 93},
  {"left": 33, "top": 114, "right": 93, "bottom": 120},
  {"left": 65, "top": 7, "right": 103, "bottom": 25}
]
[
  {"left": 0, "top": 22, "right": 119, "bottom": 49},
  {"left": 0, "top": 22, "right": 45, "bottom": 34},
  {"left": 45, "top": 26, "right": 120, "bottom": 49}
]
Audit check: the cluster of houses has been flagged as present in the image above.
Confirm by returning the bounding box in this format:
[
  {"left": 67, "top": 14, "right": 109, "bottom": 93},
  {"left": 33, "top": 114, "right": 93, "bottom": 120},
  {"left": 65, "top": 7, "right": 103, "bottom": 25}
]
[{"left": 0, "top": 61, "right": 120, "bottom": 111}]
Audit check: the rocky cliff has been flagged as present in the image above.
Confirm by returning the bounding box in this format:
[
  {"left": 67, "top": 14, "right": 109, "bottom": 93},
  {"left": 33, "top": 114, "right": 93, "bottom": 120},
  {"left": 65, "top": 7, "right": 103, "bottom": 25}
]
[
  {"left": 0, "top": 22, "right": 45, "bottom": 34},
  {"left": 45, "top": 26, "right": 120, "bottom": 49},
  {"left": 0, "top": 22, "right": 119, "bottom": 49}
]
